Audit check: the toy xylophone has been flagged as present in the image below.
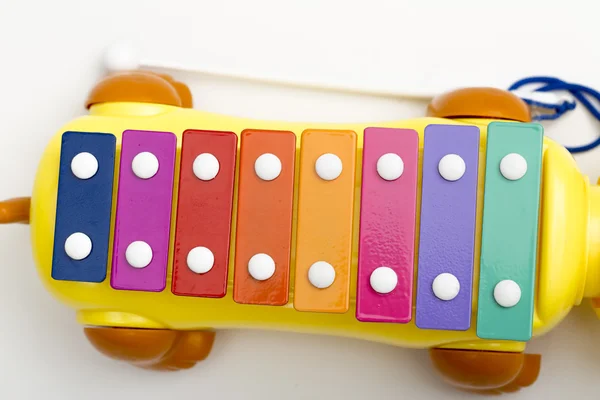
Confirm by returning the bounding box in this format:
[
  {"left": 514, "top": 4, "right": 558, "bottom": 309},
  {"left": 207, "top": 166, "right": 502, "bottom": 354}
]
[{"left": 2, "top": 71, "right": 600, "bottom": 394}]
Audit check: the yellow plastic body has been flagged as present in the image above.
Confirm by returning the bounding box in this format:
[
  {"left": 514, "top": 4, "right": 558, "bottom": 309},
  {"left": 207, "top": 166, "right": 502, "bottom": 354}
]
[{"left": 30, "top": 102, "right": 600, "bottom": 353}]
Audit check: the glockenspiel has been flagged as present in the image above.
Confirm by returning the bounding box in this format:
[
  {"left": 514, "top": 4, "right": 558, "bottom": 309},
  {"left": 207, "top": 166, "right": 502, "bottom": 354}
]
[{"left": 2, "top": 71, "right": 596, "bottom": 394}]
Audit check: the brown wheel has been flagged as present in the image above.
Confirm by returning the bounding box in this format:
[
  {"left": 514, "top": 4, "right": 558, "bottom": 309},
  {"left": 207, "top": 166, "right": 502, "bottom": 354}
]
[
  {"left": 84, "top": 327, "right": 215, "bottom": 371},
  {"left": 429, "top": 348, "right": 541, "bottom": 395},
  {"left": 156, "top": 73, "right": 193, "bottom": 108},
  {"left": 85, "top": 71, "right": 194, "bottom": 109},
  {"left": 427, "top": 87, "right": 531, "bottom": 122}
]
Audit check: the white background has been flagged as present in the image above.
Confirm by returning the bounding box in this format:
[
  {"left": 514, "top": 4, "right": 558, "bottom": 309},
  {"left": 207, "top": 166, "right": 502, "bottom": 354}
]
[{"left": 2, "top": 1, "right": 600, "bottom": 399}]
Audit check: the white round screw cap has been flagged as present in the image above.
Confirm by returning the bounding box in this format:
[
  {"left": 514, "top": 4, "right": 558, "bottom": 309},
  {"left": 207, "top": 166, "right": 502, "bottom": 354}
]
[
  {"left": 126, "top": 241, "right": 153, "bottom": 269},
  {"left": 64, "top": 232, "right": 92, "bottom": 261},
  {"left": 187, "top": 247, "right": 215, "bottom": 274},
  {"left": 500, "top": 153, "right": 527, "bottom": 181},
  {"left": 377, "top": 153, "right": 404, "bottom": 181},
  {"left": 432, "top": 273, "right": 460, "bottom": 301},
  {"left": 315, "top": 153, "right": 343, "bottom": 181},
  {"left": 370, "top": 266, "right": 398, "bottom": 294},
  {"left": 254, "top": 153, "right": 282, "bottom": 181},
  {"left": 248, "top": 253, "right": 276, "bottom": 281},
  {"left": 193, "top": 153, "right": 220, "bottom": 181},
  {"left": 494, "top": 280, "right": 522, "bottom": 307},
  {"left": 132, "top": 152, "right": 159, "bottom": 179},
  {"left": 438, "top": 154, "right": 466, "bottom": 181},
  {"left": 308, "top": 261, "right": 336, "bottom": 289},
  {"left": 71, "top": 152, "right": 98, "bottom": 180}
]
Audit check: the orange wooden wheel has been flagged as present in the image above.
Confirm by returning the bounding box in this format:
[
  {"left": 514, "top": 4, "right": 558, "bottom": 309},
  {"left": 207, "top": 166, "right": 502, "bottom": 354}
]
[
  {"left": 427, "top": 87, "right": 531, "bottom": 122},
  {"left": 86, "top": 71, "right": 193, "bottom": 109},
  {"left": 84, "top": 327, "right": 215, "bottom": 371},
  {"left": 429, "top": 348, "right": 541, "bottom": 395}
]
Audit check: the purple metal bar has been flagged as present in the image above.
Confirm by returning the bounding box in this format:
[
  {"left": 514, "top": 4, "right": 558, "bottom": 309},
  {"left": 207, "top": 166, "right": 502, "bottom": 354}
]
[
  {"left": 111, "top": 130, "right": 176, "bottom": 292},
  {"left": 415, "top": 124, "right": 479, "bottom": 331}
]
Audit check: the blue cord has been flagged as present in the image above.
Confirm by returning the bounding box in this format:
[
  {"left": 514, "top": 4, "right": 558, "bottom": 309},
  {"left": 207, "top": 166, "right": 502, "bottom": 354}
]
[{"left": 509, "top": 76, "right": 600, "bottom": 153}]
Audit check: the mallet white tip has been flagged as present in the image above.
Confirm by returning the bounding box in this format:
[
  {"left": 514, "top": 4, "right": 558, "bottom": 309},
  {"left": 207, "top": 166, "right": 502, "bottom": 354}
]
[{"left": 104, "top": 39, "right": 141, "bottom": 72}]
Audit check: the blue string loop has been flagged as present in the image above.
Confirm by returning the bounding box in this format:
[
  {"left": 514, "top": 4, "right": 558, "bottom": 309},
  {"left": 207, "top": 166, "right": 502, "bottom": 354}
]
[{"left": 508, "top": 76, "right": 600, "bottom": 153}]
